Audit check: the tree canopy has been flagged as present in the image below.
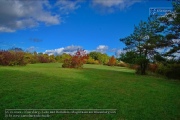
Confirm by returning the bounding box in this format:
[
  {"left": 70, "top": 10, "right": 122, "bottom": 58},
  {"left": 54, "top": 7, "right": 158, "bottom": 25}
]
[
  {"left": 120, "top": 16, "right": 165, "bottom": 74},
  {"left": 119, "top": 1, "right": 180, "bottom": 75}
]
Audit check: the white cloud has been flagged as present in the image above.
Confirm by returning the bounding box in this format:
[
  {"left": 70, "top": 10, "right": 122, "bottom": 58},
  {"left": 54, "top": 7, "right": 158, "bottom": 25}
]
[
  {"left": 44, "top": 45, "right": 82, "bottom": 55},
  {"left": 0, "top": 27, "right": 15, "bottom": 32},
  {"left": 0, "top": 0, "right": 143, "bottom": 32},
  {"left": 155, "top": 47, "right": 180, "bottom": 60},
  {"left": 156, "top": 47, "right": 170, "bottom": 54},
  {"left": 63, "top": 45, "right": 82, "bottom": 52},
  {"left": 172, "top": 39, "right": 180, "bottom": 44},
  {"left": 92, "top": 0, "right": 142, "bottom": 13},
  {"left": 96, "top": 45, "right": 109, "bottom": 53},
  {"left": 93, "top": 0, "right": 124, "bottom": 7},
  {"left": 44, "top": 48, "right": 64, "bottom": 56},
  {"left": 26, "top": 46, "right": 38, "bottom": 53},
  {"left": 0, "top": 0, "right": 60, "bottom": 32},
  {"left": 173, "top": 51, "right": 180, "bottom": 60},
  {"left": 43, "top": 45, "right": 124, "bottom": 57},
  {"left": 56, "top": 0, "right": 83, "bottom": 14},
  {"left": 44, "top": 45, "right": 109, "bottom": 56},
  {"left": 109, "top": 48, "right": 117, "bottom": 52},
  {"left": 115, "top": 49, "right": 124, "bottom": 57}
]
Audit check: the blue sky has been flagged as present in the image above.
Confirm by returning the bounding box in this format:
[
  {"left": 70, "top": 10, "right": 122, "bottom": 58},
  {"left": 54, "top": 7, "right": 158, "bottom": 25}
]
[{"left": 0, "top": 0, "right": 173, "bottom": 57}]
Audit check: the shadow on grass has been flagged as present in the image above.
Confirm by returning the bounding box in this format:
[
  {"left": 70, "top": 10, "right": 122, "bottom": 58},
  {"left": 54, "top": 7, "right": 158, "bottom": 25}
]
[
  {"left": 0, "top": 66, "right": 180, "bottom": 120},
  {"left": 0, "top": 69, "right": 123, "bottom": 120}
]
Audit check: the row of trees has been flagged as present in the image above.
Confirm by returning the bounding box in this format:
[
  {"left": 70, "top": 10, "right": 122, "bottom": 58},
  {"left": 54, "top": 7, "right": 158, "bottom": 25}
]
[
  {"left": 119, "top": 1, "right": 180, "bottom": 79},
  {"left": 61, "top": 49, "right": 118, "bottom": 68},
  {"left": 0, "top": 48, "right": 118, "bottom": 67},
  {"left": 0, "top": 50, "right": 56, "bottom": 66}
]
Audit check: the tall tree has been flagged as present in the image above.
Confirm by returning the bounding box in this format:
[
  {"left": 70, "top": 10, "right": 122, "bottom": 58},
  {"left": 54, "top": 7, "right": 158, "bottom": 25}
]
[
  {"left": 159, "top": 1, "right": 180, "bottom": 59},
  {"left": 120, "top": 16, "right": 165, "bottom": 75}
]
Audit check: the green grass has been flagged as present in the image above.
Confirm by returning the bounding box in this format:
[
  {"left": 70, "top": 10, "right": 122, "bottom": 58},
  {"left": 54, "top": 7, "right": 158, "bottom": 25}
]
[{"left": 0, "top": 63, "right": 179, "bottom": 120}]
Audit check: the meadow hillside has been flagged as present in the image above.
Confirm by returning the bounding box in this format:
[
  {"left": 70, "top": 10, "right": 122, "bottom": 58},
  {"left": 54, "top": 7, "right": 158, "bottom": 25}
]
[{"left": 0, "top": 63, "right": 179, "bottom": 120}]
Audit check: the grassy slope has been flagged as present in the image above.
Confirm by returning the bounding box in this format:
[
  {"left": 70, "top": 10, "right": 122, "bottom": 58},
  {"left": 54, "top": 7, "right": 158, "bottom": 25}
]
[{"left": 0, "top": 63, "right": 179, "bottom": 120}]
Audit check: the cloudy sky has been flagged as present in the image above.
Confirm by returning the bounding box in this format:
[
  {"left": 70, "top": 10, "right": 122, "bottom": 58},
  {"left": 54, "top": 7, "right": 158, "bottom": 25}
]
[{"left": 0, "top": 0, "right": 172, "bottom": 57}]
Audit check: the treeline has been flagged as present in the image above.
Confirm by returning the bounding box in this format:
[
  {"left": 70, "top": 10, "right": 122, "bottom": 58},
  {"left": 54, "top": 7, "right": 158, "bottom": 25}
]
[
  {"left": 119, "top": 1, "right": 180, "bottom": 80},
  {"left": 0, "top": 49, "right": 118, "bottom": 67},
  {"left": 0, "top": 50, "right": 55, "bottom": 66}
]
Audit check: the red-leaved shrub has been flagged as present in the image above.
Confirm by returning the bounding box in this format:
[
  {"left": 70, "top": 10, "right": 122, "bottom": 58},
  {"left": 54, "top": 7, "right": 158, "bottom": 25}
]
[
  {"left": 62, "top": 49, "right": 88, "bottom": 68},
  {"left": 0, "top": 50, "right": 27, "bottom": 66}
]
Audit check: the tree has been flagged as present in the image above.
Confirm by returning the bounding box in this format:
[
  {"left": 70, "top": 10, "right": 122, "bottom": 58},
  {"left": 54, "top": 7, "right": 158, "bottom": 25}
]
[
  {"left": 97, "top": 53, "right": 109, "bottom": 64},
  {"left": 55, "top": 53, "right": 71, "bottom": 63},
  {"left": 86, "top": 57, "right": 99, "bottom": 64},
  {"left": 62, "top": 49, "right": 88, "bottom": 68},
  {"left": 158, "top": 1, "right": 180, "bottom": 58},
  {"left": 89, "top": 52, "right": 101, "bottom": 61},
  {"left": 38, "top": 54, "right": 50, "bottom": 63},
  {"left": 89, "top": 52, "right": 109, "bottom": 64},
  {"left": 24, "top": 52, "right": 38, "bottom": 64},
  {"left": 0, "top": 50, "right": 27, "bottom": 66},
  {"left": 49, "top": 55, "right": 56, "bottom": 62},
  {"left": 107, "top": 56, "right": 116, "bottom": 66},
  {"left": 120, "top": 17, "right": 165, "bottom": 75},
  {"left": 119, "top": 51, "right": 138, "bottom": 64}
]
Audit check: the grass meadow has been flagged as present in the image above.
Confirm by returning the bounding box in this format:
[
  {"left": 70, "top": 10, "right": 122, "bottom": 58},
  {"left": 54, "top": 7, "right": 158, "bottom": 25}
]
[{"left": 0, "top": 63, "right": 179, "bottom": 119}]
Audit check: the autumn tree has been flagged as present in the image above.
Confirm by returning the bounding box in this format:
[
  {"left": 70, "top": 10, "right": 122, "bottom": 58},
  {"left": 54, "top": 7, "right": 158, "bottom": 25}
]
[
  {"left": 107, "top": 56, "right": 116, "bottom": 66},
  {"left": 38, "top": 53, "right": 50, "bottom": 63},
  {"left": 24, "top": 52, "right": 39, "bottom": 64},
  {"left": 49, "top": 55, "right": 56, "bottom": 63},
  {"left": 62, "top": 49, "right": 88, "bottom": 68},
  {"left": 0, "top": 50, "right": 27, "bottom": 66}
]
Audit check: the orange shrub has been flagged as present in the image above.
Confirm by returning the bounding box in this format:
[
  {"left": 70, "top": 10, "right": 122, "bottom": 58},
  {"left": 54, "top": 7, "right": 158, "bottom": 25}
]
[
  {"left": 62, "top": 49, "right": 88, "bottom": 68},
  {"left": 107, "top": 56, "right": 116, "bottom": 66}
]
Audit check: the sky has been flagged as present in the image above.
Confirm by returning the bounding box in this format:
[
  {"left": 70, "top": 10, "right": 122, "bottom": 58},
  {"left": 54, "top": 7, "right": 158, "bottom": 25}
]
[{"left": 0, "top": 0, "right": 173, "bottom": 57}]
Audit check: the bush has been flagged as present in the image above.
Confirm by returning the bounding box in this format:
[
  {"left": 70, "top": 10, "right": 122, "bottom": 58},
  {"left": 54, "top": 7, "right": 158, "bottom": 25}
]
[
  {"left": 156, "top": 63, "right": 180, "bottom": 80},
  {"left": 128, "top": 64, "right": 139, "bottom": 70},
  {"left": 55, "top": 53, "right": 72, "bottom": 63},
  {"left": 62, "top": 49, "right": 88, "bottom": 68},
  {"left": 0, "top": 50, "right": 27, "bottom": 66},
  {"left": 62, "top": 57, "right": 72, "bottom": 68},
  {"left": 38, "top": 54, "right": 50, "bottom": 63},
  {"left": 89, "top": 52, "right": 109, "bottom": 65},
  {"left": 148, "top": 63, "right": 158, "bottom": 73},
  {"left": 166, "top": 64, "right": 180, "bottom": 80},
  {"left": 107, "top": 56, "right": 116, "bottom": 66},
  {"left": 86, "top": 57, "right": 99, "bottom": 64}
]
